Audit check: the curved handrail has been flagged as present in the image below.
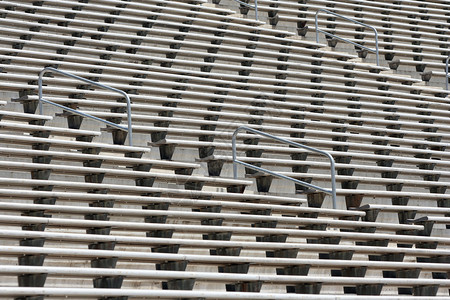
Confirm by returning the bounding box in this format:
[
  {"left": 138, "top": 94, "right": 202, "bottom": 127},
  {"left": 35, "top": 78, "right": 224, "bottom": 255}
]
[
  {"left": 233, "top": 0, "right": 258, "bottom": 21},
  {"left": 232, "top": 126, "right": 337, "bottom": 209},
  {"left": 445, "top": 55, "right": 450, "bottom": 90},
  {"left": 315, "top": 8, "right": 380, "bottom": 66},
  {"left": 38, "top": 67, "right": 133, "bottom": 146}
]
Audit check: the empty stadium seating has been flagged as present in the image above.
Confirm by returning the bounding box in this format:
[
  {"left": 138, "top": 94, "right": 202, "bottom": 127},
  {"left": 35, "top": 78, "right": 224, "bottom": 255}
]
[
  {"left": 0, "top": 0, "right": 449, "bottom": 298},
  {"left": 224, "top": 0, "right": 450, "bottom": 88}
]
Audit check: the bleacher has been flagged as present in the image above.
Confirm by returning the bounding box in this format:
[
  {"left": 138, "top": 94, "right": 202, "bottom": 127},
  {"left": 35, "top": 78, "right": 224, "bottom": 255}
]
[
  {"left": 232, "top": 0, "right": 450, "bottom": 87},
  {"left": 0, "top": 0, "right": 449, "bottom": 298}
]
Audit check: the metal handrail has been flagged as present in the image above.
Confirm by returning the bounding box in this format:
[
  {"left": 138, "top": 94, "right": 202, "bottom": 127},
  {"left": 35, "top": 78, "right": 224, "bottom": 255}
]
[
  {"left": 445, "top": 55, "right": 450, "bottom": 90},
  {"left": 232, "top": 126, "right": 337, "bottom": 209},
  {"left": 233, "top": 0, "right": 258, "bottom": 21},
  {"left": 315, "top": 8, "right": 380, "bottom": 66},
  {"left": 38, "top": 67, "right": 133, "bottom": 146}
]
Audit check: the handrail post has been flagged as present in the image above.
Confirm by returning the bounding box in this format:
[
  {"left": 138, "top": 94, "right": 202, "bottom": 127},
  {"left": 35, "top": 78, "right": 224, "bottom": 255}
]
[
  {"left": 232, "top": 126, "right": 337, "bottom": 209},
  {"left": 323, "top": 151, "right": 337, "bottom": 210},
  {"left": 315, "top": 8, "right": 380, "bottom": 66},
  {"left": 315, "top": 10, "right": 320, "bottom": 44},
  {"left": 446, "top": 55, "right": 450, "bottom": 91},
  {"left": 374, "top": 28, "right": 380, "bottom": 67},
  {"left": 38, "top": 69, "right": 44, "bottom": 116},
  {"left": 232, "top": 129, "right": 239, "bottom": 180},
  {"left": 38, "top": 67, "right": 133, "bottom": 146}
]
